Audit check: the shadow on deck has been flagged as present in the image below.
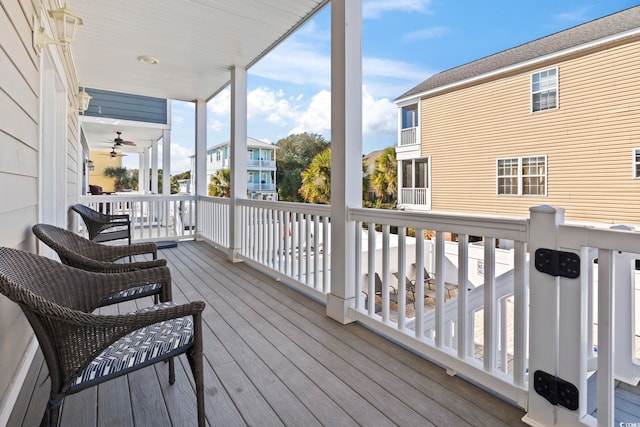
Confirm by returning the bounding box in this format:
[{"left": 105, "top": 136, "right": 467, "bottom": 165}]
[{"left": 9, "top": 241, "right": 526, "bottom": 426}]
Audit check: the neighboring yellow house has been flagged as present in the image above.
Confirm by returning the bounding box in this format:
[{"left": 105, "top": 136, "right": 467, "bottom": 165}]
[
  {"left": 88, "top": 151, "right": 123, "bottom": 193},
  {"left": 395, "top": 5, "right": 640, "bottom": 226}
]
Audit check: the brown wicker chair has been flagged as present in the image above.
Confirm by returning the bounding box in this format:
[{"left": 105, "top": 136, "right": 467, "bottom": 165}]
[
  {"left": 32, "top": 224, "right": 171, "bottom": 305},
  {"left": 71, "top": 203, "right": 131, "bottom": 244},
  {"left": 0, "top": 247, "right": 205, "bottom": 427}
]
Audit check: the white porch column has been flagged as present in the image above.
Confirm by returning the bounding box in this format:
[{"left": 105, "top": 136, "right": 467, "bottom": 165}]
[
  {"left": 151, "top": 139, "right": 159, "bottom": 194},
  {"left": 327, "top": 0, "right": 362, "bottom": 324},
  {"left": 139, "top": 149, "right": 150, "bottom": 194},
  {"left": 162, "top": 129, "right": 171, "bottom": 196},
  {"left": 195, "top": 99, "right": 207, "bottom": 239},
  {"left": 229, "top": 66, "right": 248, "bottom": 262}
]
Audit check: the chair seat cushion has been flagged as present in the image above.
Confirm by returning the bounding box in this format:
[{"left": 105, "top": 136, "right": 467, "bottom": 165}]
[
  {"left": 101, "top": 283, "right": 162, "bottom": 305},
  {"left": 69, "top": 302, "right": 194, "bottom": 392}
]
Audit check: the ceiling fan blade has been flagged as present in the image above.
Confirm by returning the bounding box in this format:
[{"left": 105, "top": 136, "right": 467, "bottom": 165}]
[{"left": 121, "top": 140, "right": 136, "bottom": 146}]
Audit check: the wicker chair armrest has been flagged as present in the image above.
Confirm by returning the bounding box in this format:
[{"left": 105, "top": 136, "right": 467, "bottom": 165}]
[
  {"left": 107, "top": 214, "right": 130, "bottom": 222},
  {"left": 78, "top": 257, "right": 167, "bottom": 273}
]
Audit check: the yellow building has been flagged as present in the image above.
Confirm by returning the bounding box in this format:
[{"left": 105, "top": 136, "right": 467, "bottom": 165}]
[
  {"left": 395, "top": 6, "right": 640, "bottom": 226},
  {"left": 88, "top": 151, "right": 123, "bottom": 193}
]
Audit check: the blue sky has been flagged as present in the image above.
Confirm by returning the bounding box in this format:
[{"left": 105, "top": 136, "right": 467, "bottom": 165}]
[{"left": 152, "top": 0, "right": 639, "bottom": 174}]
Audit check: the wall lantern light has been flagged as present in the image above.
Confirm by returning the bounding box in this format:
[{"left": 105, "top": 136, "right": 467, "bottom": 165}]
[
  {"left": 75, "top": 87, "right": 92, "bottom": 113},
  {"left": 86, "top": 160, "right": 95, "bottom": 171},
  {"left": 34, "top": 1, "right": 83, "bottom": 53}
]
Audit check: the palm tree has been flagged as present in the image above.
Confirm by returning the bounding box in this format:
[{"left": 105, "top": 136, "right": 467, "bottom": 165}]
[
  {"left": 371, "top": 147, "right": 398, "bottom": 203},
  {"left": 103, "top": 167, "right": 132, "bottom": 192},
  {"left": 299, "top": 148, "right": 332, "bottom": 204},
  {"left": 209, "top": 168, "right": 231, "bottom": 197}
]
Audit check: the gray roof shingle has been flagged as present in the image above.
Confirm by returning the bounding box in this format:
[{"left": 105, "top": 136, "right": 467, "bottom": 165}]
[{"left": 396, "top": 5, "right": 640, "bottom": 101}]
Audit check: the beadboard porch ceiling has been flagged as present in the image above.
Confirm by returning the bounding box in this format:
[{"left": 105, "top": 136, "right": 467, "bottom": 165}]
[{"left": 71, "top": 0, "right": 329, "bottom": 102}]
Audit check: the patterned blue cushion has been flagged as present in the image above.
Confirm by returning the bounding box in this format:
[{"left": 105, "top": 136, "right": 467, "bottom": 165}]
[
  {"left": 69, "top": 302, "right": 193, "bottom": 391},
  {"left": 103, "top": 283, "right": 162, "bottom": 304}
]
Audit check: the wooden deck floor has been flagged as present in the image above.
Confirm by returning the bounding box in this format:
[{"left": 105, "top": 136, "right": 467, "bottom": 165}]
[{"left": 9, "top": 241, "right": 526, "bottom": 426}]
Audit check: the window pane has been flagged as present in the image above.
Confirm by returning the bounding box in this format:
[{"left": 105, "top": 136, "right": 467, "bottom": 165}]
[
  {"left": 402, "top": 160, "right": 412, "bottom": 188},
  {"left": 415, "top": 159, "right": 428, "bottom": 188}
]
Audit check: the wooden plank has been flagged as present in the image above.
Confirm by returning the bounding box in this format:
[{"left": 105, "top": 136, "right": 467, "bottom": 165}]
[
  {"left": 175, "top": 243, "right": 443, "bottom": 426},
  {"left": 59, "top": 387, "right": 97, "bottom": 427},
  {"left": 6, "top": 349, "right": 43, "bottom": 427},
  {"left": 166, "top": 246, "right": 360, "bottom": 427},
  {"left": 162, "top": 247, "right": 284, "bottom": 427},
  {"left": 184, "top": 242, "right": 526, "bottom": 427},
  {"left": 20, "top": 357, "right": 49, "bottom": 427}
]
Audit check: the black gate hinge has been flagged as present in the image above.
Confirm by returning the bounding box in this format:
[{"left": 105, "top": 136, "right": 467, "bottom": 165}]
[
  {"left": 534, "top": 248, "right": 580, "bottom": 279},
  {"left": 533, "top": 370, "right": 579, "bottom": 410}
]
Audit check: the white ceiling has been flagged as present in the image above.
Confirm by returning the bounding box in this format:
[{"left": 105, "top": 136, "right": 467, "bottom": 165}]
[{"left": 72, "top": 0, "right": 329, "bottom": 153}]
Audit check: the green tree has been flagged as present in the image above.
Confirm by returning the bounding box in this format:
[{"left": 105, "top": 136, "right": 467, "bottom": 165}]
[
  {"left": 103, "top": 167, "right": 133, "bottom": 191},
  {"left": 299, "top": 148, "right": 332, "bottom": 204},
  {"left": 208, "top": 168, "right": 231, "bottom": 197},
  {"left": 371, "top": 147, "right": 398, "bottom": 203},
  {"left": 299, "top": 148, "right": 371, "bottom": 204},
  {"left": 276, "top": 133, "right": 330, "bottom": 201}
]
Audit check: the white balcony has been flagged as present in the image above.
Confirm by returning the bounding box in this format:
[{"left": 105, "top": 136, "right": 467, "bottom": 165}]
[
  {"left": 400, "top": 127, "right": 419, "bottom": 146},
  {"left": 399, "top": 187, "right": 430, "bottom": 208}
]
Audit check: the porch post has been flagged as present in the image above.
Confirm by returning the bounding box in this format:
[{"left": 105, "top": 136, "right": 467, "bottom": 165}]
[
  {"left": 524, "top": 205, "right": 588, "bottom": 426},
  {"left": 151, "top": 139, "right": 159, "bottom": 194},
  {"left": 140, "top": 149, "right": 149, "bottom": 194},
  {"left": 195, "top": 99, "right": 207, "bottom": 240},
  {"left": 327, "top": 0, "right": 362, "bottom": 324},
  {"left": 229, "top": 66, "right": 247, "bottom": 262},
  {"left": 162, "top": 129, "right": 171, "bottom": 196}
]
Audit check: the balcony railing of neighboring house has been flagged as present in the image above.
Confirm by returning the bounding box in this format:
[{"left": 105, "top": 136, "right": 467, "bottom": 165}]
[
  {"left": 78, "top": 194, "right": 196, "bottom": 240},
  {"left": 83, "top": 193, "right": 640, "bottom": 423},
  {"left": 399, "top": 187, "right": 429, "bottom": 206},
  {"left": 247, "top": 182, "right": 276, "bottom": 192},
  {"left": 400, "top": 127, "right": 418, "bottom": 146},
  {"left": 247, "top": 159, "right": 276, "bottom": 168}
]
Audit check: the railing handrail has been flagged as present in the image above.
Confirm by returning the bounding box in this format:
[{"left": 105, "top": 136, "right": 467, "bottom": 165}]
[
  {"left": 238, "top": 199, "right": 332, "bottom": 216},
  {"left": 197, "top": 195, "right": 230, "bottom": 204},
  {"left": 350, "top": 207, "right": 529, "bottom": 242},
  {"left": 79, "top": 194, "right": 196, "bottom": 203}
]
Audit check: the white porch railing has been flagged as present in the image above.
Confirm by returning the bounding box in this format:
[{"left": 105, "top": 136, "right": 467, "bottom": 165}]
[
  {"left": 237, "top": 199, "right": 331, "bottom": 302},
  {"left": 525, "top": 207, "right": 640, "bottom": 427},
  {"left": 198, "top": 196, "right": 230, "bottom": 248},
  {"left": 400, "top": 127, "right": 418, "bottom": 146},
  {"left": 399, "top": 187, "right": 430, "bottom": 206},
  {"left": 78, "top": 194, "right": 196, "bottom": 241},
  {"left": 349, "top": 207, "right": 530, "bottom": 408},
  {"left": 83, "top": 194, "right": 640, "bottom": 425}
]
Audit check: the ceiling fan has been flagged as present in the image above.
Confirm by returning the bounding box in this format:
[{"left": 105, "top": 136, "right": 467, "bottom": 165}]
[
  {"left": 110, "top": 131, "right": 136, "bottom": 147},
  {"left": 99, "top": 147, "right": 128, "bottom": 158}
]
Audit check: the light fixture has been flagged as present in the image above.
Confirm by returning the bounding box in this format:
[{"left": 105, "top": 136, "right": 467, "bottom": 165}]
[
  {"left": 137, "top": 55, "right": 159, "bottom": 65},
  {"left": 75, "top": 86, "right": 92, "bottom": 113},
  {"left": 34, "top": 1, "right": 83, "bottom": 53},
  {"left": 86, "top": 159, "right": 95, "bottom": 171}
]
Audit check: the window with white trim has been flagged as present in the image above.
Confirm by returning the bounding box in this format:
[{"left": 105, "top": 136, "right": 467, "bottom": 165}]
[
  {"left": 531, "top": 68, "right": 557, "bottom": 112},
  {"left": 497, "top": 156, "right": 546, "bottom": 196},
  {"left": 634, "top": 149, "right": 640, "bottom": 178}
]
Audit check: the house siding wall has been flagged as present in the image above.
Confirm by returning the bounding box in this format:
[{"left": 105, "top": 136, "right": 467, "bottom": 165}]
[
  {"left": 0, "top": 0, "right": 80, "bottom": 413},
  {"left": 421, "top": 36, "right": 640, "bottom": 225}
]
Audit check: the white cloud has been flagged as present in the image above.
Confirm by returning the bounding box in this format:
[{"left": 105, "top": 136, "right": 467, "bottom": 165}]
[
  {"left": 288, "top": 87, "right": 396, "bottom": 137},
  {"left": 289, "top": 90, "right": 332, "bottom": 134},
  {"left": 167, "top": 143, "right": 194, "bottom": 174},
  {"left": 208, "top": 88, "right": 230, "bottom": 115},
  {"left": 553, "top": 7, "right": 592, "bottom": 23},
  {"left": 362, "top": 89, "right": 396, "bottom": 135},
  {"left": 402, "top": 26, "right": 450, "bottom": 42},
  {"left": 363, "top": 0, "right": 432, "bottom": 19},
  {"left": 208, "top": 118, "right": 225, "bottom": 132},
  {"left": 251, "top": 49, "right": 330, "bottom": 87}
]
